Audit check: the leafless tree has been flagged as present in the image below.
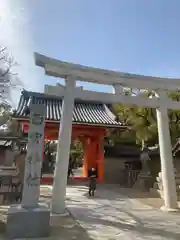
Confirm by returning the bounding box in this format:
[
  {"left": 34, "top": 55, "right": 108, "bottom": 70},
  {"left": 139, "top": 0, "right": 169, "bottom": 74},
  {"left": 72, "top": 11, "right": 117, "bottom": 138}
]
[
  {"left": 0, "top": 46, "right": 22, "bottom": 128},
  {"left": 0, "top": 45, "right": 22, "bottom": 104}
]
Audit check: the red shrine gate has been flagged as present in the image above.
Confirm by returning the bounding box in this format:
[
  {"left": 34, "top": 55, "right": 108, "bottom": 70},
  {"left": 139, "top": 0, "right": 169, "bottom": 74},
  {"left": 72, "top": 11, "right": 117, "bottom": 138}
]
[{"left": 14, "top": 90, "right": 124, "bottom": 182}]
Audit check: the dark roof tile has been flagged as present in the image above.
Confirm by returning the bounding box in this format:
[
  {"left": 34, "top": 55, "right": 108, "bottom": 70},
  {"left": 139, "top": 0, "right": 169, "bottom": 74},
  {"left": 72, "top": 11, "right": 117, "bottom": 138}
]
[{"left": 14, "top": 91, "right": 124, "bottom": 127}]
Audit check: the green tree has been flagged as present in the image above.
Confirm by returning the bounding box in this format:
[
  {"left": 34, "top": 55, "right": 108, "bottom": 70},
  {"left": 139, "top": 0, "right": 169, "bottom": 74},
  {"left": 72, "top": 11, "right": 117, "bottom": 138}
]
[
  {"left": 168, "top": 91, "right": 180, "bottom": 144},
  {"left": 113, "top": 90, "right": 180, "bottom": 147},
  {"left": 114, "top": 103, "right": 157, "bottom": 146}
]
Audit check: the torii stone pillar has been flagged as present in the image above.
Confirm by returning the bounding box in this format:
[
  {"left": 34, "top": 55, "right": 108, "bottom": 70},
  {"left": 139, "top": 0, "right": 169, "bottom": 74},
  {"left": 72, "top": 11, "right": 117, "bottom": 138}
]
[
  {"left": 156, "top": 91, "right": 178, "bottom": 211},
  {"left": 51, "top": 76, "right": 76, "bottom": 214}
]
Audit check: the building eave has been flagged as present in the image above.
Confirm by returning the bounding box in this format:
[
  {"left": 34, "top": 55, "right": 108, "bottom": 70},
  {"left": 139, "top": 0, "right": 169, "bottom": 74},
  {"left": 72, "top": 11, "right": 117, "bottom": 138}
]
[
  {"left": 14, "top": 90, "right": 124, "bottom": 127},
  {"left": 12, "top": 117, "right": 127, "bottom": 129}
]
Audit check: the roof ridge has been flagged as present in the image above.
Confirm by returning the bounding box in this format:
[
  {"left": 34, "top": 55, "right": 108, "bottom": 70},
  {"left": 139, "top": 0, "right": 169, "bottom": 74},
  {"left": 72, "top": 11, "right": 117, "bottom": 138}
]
[
  {"left": 21, "top": 89, "right": 107, "bottom": 104},
  {"left": 14, "top": 90, "right": 124, "bottom": 127},
  {"left": 22, "top": 90, "right": 61, "bottom": 100}
]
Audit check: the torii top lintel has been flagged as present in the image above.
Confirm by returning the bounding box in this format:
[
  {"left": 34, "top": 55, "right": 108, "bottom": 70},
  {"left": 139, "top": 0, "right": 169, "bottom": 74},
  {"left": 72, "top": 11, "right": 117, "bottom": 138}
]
[{"left": 34, "top": 52, "right": 180, "bottom": 91}]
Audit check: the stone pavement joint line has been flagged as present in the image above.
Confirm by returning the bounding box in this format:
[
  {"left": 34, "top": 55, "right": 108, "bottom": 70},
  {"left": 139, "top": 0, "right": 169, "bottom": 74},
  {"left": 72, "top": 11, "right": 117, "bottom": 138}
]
[{"left": 66, "top": 186, "right": 180, "bottom": 240}]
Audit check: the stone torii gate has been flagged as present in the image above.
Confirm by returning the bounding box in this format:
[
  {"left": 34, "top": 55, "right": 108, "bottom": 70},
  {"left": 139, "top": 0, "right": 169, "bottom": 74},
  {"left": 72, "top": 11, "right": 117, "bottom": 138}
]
[{"left": 34, "top": 52, "right": 180, "bottom": 213}]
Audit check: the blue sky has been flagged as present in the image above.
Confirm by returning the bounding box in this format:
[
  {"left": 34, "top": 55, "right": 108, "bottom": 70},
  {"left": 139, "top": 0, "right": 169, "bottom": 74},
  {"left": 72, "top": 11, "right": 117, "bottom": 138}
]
[{"left": 1, "top": 0, "right": 180, "bottom": 100}]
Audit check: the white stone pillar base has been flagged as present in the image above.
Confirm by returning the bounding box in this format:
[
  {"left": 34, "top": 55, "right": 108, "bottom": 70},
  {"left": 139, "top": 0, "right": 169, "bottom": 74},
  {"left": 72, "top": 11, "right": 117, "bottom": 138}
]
[{"left": 160, "top": 205, "right": 179, "bottom": 212}]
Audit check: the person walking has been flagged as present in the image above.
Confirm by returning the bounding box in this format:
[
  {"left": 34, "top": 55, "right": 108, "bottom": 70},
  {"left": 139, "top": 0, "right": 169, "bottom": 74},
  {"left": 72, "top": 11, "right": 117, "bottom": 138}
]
[
  {"left": 88, "top": 168, "right": 97, "bottom": 197},
  {"left": 67, "top": 156, "right": 74, "bottom": 179}
]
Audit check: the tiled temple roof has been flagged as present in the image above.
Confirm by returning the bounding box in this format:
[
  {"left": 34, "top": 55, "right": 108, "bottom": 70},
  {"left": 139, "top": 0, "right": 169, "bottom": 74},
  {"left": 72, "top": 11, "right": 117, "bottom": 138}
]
[{"left": 14, "top": 90, "right": 124, "bottom": 127}]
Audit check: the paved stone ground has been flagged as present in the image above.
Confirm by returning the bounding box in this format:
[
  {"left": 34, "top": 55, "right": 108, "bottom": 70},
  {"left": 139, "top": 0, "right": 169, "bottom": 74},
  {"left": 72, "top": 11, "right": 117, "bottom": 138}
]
[
  {"left": 118, "top": 187, "right": 164, "bottom": 209},
  {"left": 0, "top": 185, "right": 92, "bottom": 240},
  {"left": 1, "top": 184, "right": 180, "bottom": 239},
  {"left": 66, "top": 185, "right": 180, "bottom": 240}
]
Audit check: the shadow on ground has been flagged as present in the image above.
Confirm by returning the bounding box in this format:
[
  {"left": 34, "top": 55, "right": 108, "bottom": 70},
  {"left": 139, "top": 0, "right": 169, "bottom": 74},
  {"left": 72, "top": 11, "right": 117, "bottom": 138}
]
[
  {"left": 0, "top": 184, "right": 165, "bottom": 239},
  {"left": 49, "top": 214, "right": 93, "bottom": 240},
  {"left": 117, "top": 187, "right": 164, "bottom": 208},
  {"left": 69, "top": 183, "right": 163, "bottom": 209},
  {"left": 0, "top": 186, "right": 93, "bottom": 240},
  {"left": 0, "top": 207, "right": 93, "bottom": 240},
  {"left": 69, "top": 205, "right": 180, "bottom": 239}
]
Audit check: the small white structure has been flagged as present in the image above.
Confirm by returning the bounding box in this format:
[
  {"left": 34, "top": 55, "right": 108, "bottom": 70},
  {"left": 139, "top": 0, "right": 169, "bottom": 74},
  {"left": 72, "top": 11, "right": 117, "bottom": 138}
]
[{"left": 35, "top": 52, "right": 180, "bottom": 213}]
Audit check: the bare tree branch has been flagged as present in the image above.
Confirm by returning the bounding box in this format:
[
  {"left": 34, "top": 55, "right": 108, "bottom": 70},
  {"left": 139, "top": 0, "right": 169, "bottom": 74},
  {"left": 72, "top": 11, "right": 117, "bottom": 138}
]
[{"left": 0, "top": 45, "right": 23, "bottom": 104}]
